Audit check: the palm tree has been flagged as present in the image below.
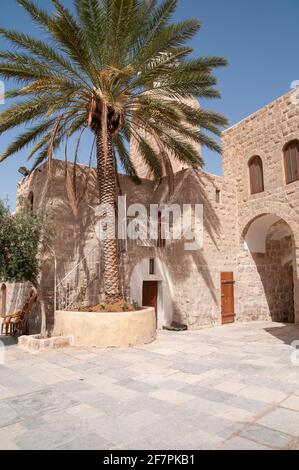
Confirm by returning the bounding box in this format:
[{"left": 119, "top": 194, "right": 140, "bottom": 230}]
[{"left": 0, "top": 0, "right": 228, "bottom": 304}]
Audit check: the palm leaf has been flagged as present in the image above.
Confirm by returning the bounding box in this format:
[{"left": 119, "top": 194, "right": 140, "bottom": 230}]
[{"left": 0, "top": 0, "right": 228, "bottom": 180}]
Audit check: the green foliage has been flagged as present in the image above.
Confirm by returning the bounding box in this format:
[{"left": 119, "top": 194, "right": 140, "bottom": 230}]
[
  {"left": 0, "top": 0, "right": 228, "bottom": 178},
  {"left": 0, "top": 198, "right": 53, "bottom": 284}
]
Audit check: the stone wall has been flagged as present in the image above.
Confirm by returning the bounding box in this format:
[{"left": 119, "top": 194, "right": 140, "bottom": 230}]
[
  {"left": 222, "top": 89, "right": 299, "bottom": 324},
  {"left": 16, "top": 160, "right": 227, "bottom": 332},
  {"left": 9, "top": 88, "right": 299, "bottom": 333}
]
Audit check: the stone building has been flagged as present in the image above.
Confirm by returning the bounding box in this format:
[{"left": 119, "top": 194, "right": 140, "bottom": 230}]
[{"left": 1, "top": 89, "right": 299, "bottom": 332}]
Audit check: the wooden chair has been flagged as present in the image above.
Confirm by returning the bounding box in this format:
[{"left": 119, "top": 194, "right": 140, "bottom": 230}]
[{"left": 1, "top": 289, "right": 37, "bottom": 337}]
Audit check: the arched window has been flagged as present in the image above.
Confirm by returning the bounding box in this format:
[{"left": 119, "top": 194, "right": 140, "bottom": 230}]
[
  {"left": 284, "top": 140, "right": 299, "bottom": 184},
  {"left": 1, "top": 284, "right": 6, "bottom": 317},
  {"left": 249, "top": 156, "right": 264, "bottom": 194}
]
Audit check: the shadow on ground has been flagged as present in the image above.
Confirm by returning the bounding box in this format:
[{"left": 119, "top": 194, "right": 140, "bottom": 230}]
[
  {"left": 264, "top": 323, "right": 299, "bottom": 345},
  {"left": 0, "top": 336, "right": 18, "bottom": 347}
]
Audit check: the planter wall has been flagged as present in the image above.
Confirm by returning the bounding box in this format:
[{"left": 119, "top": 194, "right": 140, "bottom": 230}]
[
  {"left": 18, "top": 334, "right": 74, "bottom": 353},
  {"left": 53, "top": 307, "right": 157, "bottom": 348}
]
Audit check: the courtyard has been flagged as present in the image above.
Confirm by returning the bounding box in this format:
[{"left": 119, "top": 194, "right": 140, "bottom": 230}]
[{"left": 0, "top": 321, "right": 298, "bottom": 450}]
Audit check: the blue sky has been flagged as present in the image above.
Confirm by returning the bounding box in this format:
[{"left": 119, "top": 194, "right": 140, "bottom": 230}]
[{"left": 0, "top": 0, "right": 298, "bottom": 208}]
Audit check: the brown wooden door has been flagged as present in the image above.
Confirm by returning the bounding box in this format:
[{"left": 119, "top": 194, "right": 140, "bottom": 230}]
[
  {"left": 142, "top": 281, "right": 158, "bottom": 325},
  {"left": 221, "top": 272, "right": 235, "bottom": 324}
]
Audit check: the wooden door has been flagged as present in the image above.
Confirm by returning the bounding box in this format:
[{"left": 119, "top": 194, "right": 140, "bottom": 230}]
[
  {"left": 142, "top": 281, "right": 158, "bottom": 325},
  {"left": 221, "top": 273, "right": 235, "bottom": 324}
]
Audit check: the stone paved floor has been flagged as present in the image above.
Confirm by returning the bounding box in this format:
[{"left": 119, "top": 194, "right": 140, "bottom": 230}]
[{"left": 0, "top": 321, "right": 299, "bottom": 450}]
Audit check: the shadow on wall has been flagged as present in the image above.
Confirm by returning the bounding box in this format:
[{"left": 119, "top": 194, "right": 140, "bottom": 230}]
[
  {"left": 32, "top": 163, "right": 102, "bottom": 334},
  {"left": 243, "top": 217, "right": 296, "bottom": 323},
  {"left": 129, "top": 169, "right": 222, "bottom": 327},
  {"left": 162, "top": 170, "right": 220, "bottom": 322},
  {"left": 22, "top": 161, "right": 223, "bottom": 332},
  {"left": 170, "top": 250, "right": 219, "bottom": 327},
  {"left": 153, "top": 169, "right": 221, "bottom": 248},
  {"left": 254, "top": 253, "right": 295, "bottom": 323}
]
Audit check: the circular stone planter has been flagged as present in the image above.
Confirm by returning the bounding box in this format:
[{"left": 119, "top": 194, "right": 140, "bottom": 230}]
[{"left": 53, "top": 307, "right": 156, "bottom": 348}]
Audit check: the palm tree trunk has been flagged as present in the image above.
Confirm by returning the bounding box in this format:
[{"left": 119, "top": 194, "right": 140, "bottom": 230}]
[{"left": 96, "top": 125, "right": 122, "bottom": 304}]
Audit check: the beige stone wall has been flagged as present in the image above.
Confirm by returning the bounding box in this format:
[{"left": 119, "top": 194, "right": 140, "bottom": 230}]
[
  {"left": 236, "top": 234, "right": 294, "bottom": 323},
  {"left": 222, "top": 89, "right": 299, "bottom": 324},
  {"left": 123, "top": 168, "right": 224, "bottom": 329},
  {"left": 9, "top": 89, "right": 299, "bottom": 334},
  {"left": 15, "top": 160, "right": 226, "bottom": 332}
]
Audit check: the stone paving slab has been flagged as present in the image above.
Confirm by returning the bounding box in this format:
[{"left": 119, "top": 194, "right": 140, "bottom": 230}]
[{"left": 0, "top": 321, "right": 299, "bottom": 450}]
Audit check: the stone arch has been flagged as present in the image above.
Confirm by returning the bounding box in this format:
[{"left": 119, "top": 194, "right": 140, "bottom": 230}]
[
  {"left": 1, "top": 284, "right": 7, "bottom": 317},
  {"left": 240, "top": 212, "right": 298, "bottom": 324},
  {"left": 130, "top": 257, "right": 174, "bottom": 328},
  {"left": 240, "top": 206, "right": 299, "bottom": 249}
]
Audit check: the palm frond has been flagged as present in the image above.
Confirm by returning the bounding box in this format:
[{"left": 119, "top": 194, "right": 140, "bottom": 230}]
[
  {"left": 0, "top": 0, "right": 227, "bottom": 178},
  {"left": 0, "top": 28, "right": 83, "bottom": 82},
  {"left": 113, "top": 132, "right": 140, "bottom": 183},
  {"left": 0, "top": 119, "right": 56, "bottom": 162}
]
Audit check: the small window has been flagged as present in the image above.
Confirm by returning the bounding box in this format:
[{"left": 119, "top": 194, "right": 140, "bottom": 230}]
[
  {"left": 28, "top": 192, "right": 34, "bottom": 211},
  {"left": 149, "top": 258, "right": 155, "bottom": 275},
  {"left": 249, "top": 156, "right": 264, "bottom": 194},
  {"left": 157, "top": 211, "right": 166, "bottom": 248},
  {"left": 284, "top": 140, "right": 299, "bottom": 184},
  {"left": 216, "top": 189, "right": 221, "bottom": 203}
]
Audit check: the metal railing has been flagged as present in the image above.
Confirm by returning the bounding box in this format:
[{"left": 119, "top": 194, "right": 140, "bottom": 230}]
[{"left": 55, "top": 244, "right": 101, "bottom": 311}]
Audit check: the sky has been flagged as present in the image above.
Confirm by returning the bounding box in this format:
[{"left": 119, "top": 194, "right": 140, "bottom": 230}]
[{"left": 0, "top": 0, "right": 298, "bottom": 209}]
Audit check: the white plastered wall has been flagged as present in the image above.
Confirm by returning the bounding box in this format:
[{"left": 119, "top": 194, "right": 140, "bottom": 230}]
[{"left": 130, "top": 258, "right": 174, "bottom": 328}]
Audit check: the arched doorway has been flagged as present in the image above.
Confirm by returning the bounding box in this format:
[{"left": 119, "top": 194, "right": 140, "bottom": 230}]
[
  {"left": 1, "top": 284, "right": 7, "bottom": 317},
  {"left": 242, "top": 215, "right": 295, "bottom": 323}
]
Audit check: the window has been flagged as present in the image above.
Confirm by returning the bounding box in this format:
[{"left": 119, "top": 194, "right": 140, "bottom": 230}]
[
  {"left": 28, "top": 192, "right": 34, "bottom": 211},
  {"left": 149, "top": 258, "right": 155, "bottom": 275},
  {"left": 157, "top": 211, "right": 166, "bottom": 248},
  {"left": 216, "top": 189, "right": 221, "bottom": 203},
  {"left": 284, "top": 140, "right": 299, "bottom": 184},
  {"left": 249, "top": 156, "right": 264, "bottom": 194}
]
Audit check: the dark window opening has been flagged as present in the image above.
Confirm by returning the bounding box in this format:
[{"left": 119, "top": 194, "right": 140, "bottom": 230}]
[
  {"left": 28, "top": 192, "right": 34, "bottom": 211},
  {"left": 249, "top": 156, "right": 264, "bottom": 194},
  {"left": 149, "top": 258, "right": 155, "bottom": 275},
  {"left": 284, "top": 141, "right": 299, "bottom": 184}
]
